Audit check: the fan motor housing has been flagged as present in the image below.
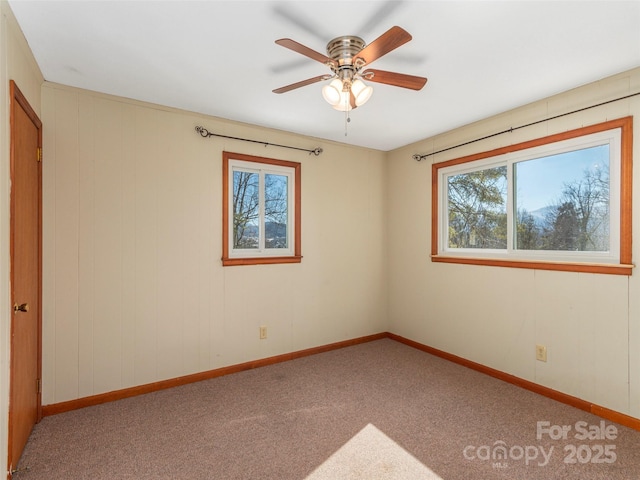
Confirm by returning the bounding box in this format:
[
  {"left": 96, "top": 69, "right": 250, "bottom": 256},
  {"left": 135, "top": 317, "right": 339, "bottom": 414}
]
[{"left": 326, "top": 36, "right": 366, "bottom": 67}]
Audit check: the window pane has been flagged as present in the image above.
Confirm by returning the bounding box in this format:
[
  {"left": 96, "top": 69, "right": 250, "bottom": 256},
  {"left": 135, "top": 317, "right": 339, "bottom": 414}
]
[
  {"left": 233, "top": 170, "right": 259, "bottom": 249},
  {"left": 264, "top": 173, "right": 288, "bottom": 249},
  {"left": 447, "top": 166, "right": 507, "bottom": 249},
  {"left": 514, "top": 145, "right": 610, "bottom": 251}
]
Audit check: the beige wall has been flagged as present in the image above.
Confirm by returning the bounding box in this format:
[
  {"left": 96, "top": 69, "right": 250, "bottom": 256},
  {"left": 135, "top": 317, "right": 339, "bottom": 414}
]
[
  {"left": 0, "top": 0, "right": 44, "bottom": 475},
  {"left": 35, "top": 68, "right": 640, "bottom": 419},
  {"left": 40, "top": 83, "right": 388, "bottom": 404},
  {"left": 387, "top": 67, "right": 640, "bottom": 418}
]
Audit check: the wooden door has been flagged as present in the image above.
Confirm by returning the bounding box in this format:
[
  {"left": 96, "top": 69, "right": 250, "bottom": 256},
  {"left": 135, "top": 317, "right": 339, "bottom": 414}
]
[{"left": 8, "top": 81, "right": 42, "bottom": 476}]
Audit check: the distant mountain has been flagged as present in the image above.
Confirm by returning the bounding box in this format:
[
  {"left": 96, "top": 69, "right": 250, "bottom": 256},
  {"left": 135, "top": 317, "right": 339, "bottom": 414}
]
[
  {"left": 265, "top": 222, "right": 286, "bottom": 238},
  {"left": 242, "top": 224, "right": 258, "bottom": 237},
  {"left": 239, "top": 222, "right": 286, "bottom": 238},
  {"left": 528, "top": 206, "right": 555, "bottom": 226}
]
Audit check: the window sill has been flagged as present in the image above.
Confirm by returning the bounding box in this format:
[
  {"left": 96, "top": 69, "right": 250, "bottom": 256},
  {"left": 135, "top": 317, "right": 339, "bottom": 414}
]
[
  {"left": 431, "top": 255, "right": 633, "bottom": 275},
  {"left": 222, "top": 255, "right": 303, "bottom": 267}
]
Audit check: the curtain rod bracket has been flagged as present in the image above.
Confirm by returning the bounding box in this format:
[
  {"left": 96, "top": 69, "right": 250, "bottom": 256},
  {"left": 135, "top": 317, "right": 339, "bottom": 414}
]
[{"left": 195, "top": 126, "right": 322, "bottom": 156}]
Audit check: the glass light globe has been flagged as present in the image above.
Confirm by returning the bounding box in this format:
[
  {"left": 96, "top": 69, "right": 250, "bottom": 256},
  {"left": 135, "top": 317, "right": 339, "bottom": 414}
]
[
  {"left": 322, "top": 79, "right": 343, "bottom": 106},
  {"left": 332, "top": 90, "right": 353, "bottom": 111},
  {"left": 351, "top": 79, "right": 373, "bottom": 106}
]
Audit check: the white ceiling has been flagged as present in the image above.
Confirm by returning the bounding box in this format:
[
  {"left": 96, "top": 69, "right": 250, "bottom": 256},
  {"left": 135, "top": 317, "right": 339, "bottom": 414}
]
[{"left": 8, "top": 0, "right": 640, "bottom": 151}]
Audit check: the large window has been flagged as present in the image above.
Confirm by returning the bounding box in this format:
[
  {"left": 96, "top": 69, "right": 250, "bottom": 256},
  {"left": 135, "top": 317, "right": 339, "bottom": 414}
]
[
  {"left": 222, "top": 152, "right": 301, "bottom": 266},
  {"left": 432, "top": 117, "right": 633, "bottom": 275}
]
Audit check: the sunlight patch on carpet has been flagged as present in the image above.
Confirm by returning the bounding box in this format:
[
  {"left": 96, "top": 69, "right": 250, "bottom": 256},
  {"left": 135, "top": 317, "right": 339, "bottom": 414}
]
[{"left": 305, "top": 423, "right": 443, "bottom": 480}]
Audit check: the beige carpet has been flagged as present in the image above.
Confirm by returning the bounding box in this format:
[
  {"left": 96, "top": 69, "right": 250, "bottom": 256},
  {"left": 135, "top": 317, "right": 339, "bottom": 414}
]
[{"left": 14, "top": 339, "right": 640, "bottom": 479}]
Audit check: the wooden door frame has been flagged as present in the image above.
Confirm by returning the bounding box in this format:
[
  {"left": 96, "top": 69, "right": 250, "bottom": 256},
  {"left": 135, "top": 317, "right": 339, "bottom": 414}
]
[{"left": 8, "top": 80, "right": 43, "bottom": 476}]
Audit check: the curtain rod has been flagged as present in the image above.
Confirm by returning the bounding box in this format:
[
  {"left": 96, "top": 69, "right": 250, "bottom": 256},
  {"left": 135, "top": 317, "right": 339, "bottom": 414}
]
[
  {"left": 195, "top": 126, "right": 323, "bottom": 156},
  {"left": 412, "top": 91, "right": 640, "bottom": 161}
]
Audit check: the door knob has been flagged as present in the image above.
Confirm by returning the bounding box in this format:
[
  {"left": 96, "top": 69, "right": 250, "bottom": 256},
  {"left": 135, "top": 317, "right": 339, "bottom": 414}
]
[{"left": 13, "top": 303, "right": 29, "bottom": 313}]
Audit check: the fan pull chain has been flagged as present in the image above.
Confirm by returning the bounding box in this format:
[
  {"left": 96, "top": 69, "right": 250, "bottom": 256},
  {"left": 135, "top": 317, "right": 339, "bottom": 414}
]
[
  {"left": 343, "top": 95, "right": 351, "bottom": 136},
  {"left": 344, "top": 108, "right": 348, "bottom": 136}
]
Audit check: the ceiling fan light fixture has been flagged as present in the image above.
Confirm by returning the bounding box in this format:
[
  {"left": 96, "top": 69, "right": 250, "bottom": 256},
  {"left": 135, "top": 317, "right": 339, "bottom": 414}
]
[
  {"left": 273, "top": 26, "right": 428, "bottom": 116},
  {"left": 322, "top": 78, "right": 343, "bottom": 106},
  {"left": 333, "top": 92, "right": 353, "bottom": 112},
  {"left": 351, "top": 79, "right": 373, "bottom": 106},
  {"left": 332, "top": 89, "right": 353, "bottom": 111}
]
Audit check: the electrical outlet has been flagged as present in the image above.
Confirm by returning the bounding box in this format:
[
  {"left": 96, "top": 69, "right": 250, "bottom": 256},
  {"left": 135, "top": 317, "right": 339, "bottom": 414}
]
[
  {"left": 535, "top": 344, "right": 547, "bottom": 362},
  {"left": 259, "top": 326, "right": 267, "bottom": 340}
]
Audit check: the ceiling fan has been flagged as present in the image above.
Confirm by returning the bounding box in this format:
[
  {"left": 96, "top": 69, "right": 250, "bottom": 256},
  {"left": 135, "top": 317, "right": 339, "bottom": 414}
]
[{"left": 272, "top": 26, "right": 428, "bottom": 111}]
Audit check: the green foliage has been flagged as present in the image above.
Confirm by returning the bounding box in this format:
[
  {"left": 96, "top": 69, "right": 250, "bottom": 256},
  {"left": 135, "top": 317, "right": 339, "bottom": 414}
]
[
  {"left": 537, "top": 166, "right": 609, "bottom": 251},
  {"left": 515, "top": 210, "right": 540, "bottom": 250},
  {"left": 542, "top": 201, "right": 580, "bottom": 250},
  {"left": 447, "top": 166, "right": 507, "bottom": 249}
]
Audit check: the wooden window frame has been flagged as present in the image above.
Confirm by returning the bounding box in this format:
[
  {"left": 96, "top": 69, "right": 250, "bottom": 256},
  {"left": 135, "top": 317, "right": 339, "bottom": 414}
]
[
  {"left": 222, "top": 151, "right": 302, "bottom": 266},
  {"left": 431, "top": 117, "right": 633, "bottom": 275}
]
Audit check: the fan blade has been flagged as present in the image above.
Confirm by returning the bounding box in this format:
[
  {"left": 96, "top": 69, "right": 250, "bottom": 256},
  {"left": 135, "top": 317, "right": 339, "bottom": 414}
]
[
  {"left": 272, "top": 5, "right": 330, "bottom": 42},
  {"left": 357, "top": 1, "right": 405, "bottom": 37},
  {"left": 362, "top": 69, "right": 428, "bottom": 90},
  {"left": 269, "top": 58, "right": 312, "bottom": 74},
  {"left": 356, "top": 26, "right": 412, "bottom": 66},
  {"left": 273, "top": 75, "right": 330, "bottom": 94},
  {"left": 275, "top": 39, "right": 337, "bottom": 67}
]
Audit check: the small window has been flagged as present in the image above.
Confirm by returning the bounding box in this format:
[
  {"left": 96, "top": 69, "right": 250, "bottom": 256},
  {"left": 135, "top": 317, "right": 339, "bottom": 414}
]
[
  {"left": 222, "top": 152, "right": 301, "bottom": 266},
  {"left": 432, "top": 117, "right": 632, "bottom": 275}
]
